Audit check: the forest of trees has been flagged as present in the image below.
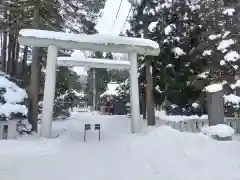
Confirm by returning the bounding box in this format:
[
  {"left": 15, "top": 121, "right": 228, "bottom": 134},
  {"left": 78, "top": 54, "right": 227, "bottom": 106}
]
[{"left": 116, "top": 0, "right": 240, "bottom": 124}]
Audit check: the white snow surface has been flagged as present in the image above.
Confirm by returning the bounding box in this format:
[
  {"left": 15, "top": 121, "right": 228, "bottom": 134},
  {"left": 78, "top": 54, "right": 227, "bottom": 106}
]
[
  {"left": 205, "top": 83, "right": 223, "bottom": 93},
  {"left": 71, "top": 50, "right": 86, "bottom": 59},
  {"left": 1, "top": 111, "right": 240, "bottom": 180},
  {"left": 192, "top": 102, "right": 199, "bottom": 108},
  {"left": 217, "top": 39, "right": 235, "bottom": 52},
  {"left": 197, "top": 71, "right": 209, "bottom": 79},
  {"left": 224, "top": 51, "right": 240, "bottom": 62},
  {"left": 0, "top": 103, "right": 27, "bottom": 117},
  {"left": 148, "top": 21, "right": 158, "bottom": 32},
  {"left": 100, "top": 82, "right": 120, "bottom": 98},
  {"left": 201, "top": 124, "right": 235, "bottom": 138},
  {"left": 202, "top": 50, "right": 212, "bottom": 56},
  {"left": 231, "top": 80, "right": 240, "bottom": 89},
  {"left": 220, "top": 60, "right": 226, "bottom": 66},
  {"left": 208, "top": 34, "right": 221, "bottom": 40},
  {"left": 157, "top": 114, "right": 208, "bottom": 122},
  {"left": 164, "top": 24, "right": 175, "bottom": 35},
  {"left": 224, "top": 94, "right": 240, "bottom": 104},
  {"left": 172, "top": 47, "right": 186, "bottom": 56},
  {"left": 223, "top": 8, "right": 235, "bottom": 16}
]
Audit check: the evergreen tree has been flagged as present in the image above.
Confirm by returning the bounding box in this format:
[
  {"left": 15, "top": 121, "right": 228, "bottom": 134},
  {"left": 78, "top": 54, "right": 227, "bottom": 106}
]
[
  {"left": 85, "top": 52, "right": 110, "bottom": 109},
  {"left": 126, "top": 0, "right": 206, "bottom": 113}
]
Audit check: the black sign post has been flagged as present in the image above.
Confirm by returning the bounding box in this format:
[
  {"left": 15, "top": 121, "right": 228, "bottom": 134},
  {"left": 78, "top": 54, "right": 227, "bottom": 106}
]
[
  {"left": 95, "top": 124, "right": 101, "bottom": 141},
  {"left": 84, "top": 124, "right": 91, "bottom": 142},
  {"left": 84, "top": 124, "right": 101, "bottom": 142}
]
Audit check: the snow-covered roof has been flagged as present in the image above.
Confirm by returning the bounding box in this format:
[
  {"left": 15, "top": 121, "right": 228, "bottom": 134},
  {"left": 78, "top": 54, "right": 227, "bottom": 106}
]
[
  {"left": 100, "top": 82, "right": 120, "bottom": 98},
  {"left": 57, "top": 57, "right": 130, "bottom": 69},
  {"left": 71, "top": 50, "right": 86, "bottom": 59},
  {"left": 18, "top": 29, "right": 160, "bottom": 56},
  {"left": 71, "top": 67, "right": 88, "bottom": 76}
]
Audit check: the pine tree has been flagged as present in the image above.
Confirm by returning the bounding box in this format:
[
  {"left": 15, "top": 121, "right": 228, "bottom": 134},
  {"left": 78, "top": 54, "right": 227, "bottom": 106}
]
[{"left": 125, "top": 0, "right": 206, "bottom": 114}]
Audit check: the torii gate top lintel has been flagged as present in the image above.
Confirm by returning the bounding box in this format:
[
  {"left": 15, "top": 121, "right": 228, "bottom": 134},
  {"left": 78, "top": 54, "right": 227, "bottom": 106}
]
[{"left": 18, "top": 29, "right": 160, "bottom": 56}]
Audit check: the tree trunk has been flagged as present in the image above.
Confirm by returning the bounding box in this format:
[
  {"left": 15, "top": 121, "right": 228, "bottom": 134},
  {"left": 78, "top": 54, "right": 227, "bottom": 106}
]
[
  {"left": 1, "top": 0, "right": 7, "bottom": 72},
  {"left": 146, "top": 58, "right": 155, "bottom": 125},
  {"left": 141, "top": 92, "right": 146, "bottom": 119},
  {"left": 7, "top": 32, "right": 13, "bottom": 75},
  {"left": 12, "top": 29, "right": 20, "bottom": 77},
  {"left": 92, "top": 68, "right": 96, "bottom": 110},
  {"left": 11, "top": 33, "right": 17, "bottom": 76},
  {"left": 143, "top": 25, "right": 155, "bottom": 126},
  {"left": 20, "top": 46, "right": 28, "bottom": 77},
  {"left": 1, "top": 30, "right": 7, "bottom": 72},
  {"left": 29, "top": 0, "right": 40, "bottom": 132}
]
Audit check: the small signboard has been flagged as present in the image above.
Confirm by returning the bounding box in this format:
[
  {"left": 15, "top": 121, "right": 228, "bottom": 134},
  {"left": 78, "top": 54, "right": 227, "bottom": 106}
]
[{"left": 84, "top": 124, "right": 101, "bottom": 142}]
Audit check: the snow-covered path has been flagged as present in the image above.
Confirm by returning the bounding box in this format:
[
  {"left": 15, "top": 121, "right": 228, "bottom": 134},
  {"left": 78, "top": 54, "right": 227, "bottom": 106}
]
[{"left": 1, "top": 112, "right": 240, "bottom": 180}]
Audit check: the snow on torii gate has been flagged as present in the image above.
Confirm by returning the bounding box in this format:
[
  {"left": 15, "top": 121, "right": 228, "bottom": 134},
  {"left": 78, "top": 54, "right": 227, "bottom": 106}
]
[{"left": 18, "top": 29, "right": 160, "bottom": 138}]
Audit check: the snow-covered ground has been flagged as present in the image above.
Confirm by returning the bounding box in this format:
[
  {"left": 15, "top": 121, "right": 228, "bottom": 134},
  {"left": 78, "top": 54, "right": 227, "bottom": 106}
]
[{"left": 1, "top": 111, "right": 240, "bottom": 180}]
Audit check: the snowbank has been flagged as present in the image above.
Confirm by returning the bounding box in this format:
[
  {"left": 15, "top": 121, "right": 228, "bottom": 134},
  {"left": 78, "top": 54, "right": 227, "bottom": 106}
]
[
  {"left": 1, "top": 113, "right": 240, "bottom": 180},
  {"left": 155, "top": 110, "right": 208, "bottom": 122},
  {"left": 157, "top": 114, "right": 207, "bottom": 122},
  {"left": 201, "top": 124, "right": 235, "bottom": 138}
]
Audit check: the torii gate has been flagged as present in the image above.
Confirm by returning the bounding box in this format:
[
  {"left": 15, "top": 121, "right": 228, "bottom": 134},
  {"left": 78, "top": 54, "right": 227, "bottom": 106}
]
[{"left": 18, "top": 29, "right": 160, "bottom": 138}]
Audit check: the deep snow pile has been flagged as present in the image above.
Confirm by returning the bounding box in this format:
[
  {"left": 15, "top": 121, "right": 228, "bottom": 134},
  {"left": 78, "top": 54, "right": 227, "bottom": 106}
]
[
  {"left": 155, "top": 110, "right": 208, "bottom": 122},
  {"left": 0, "top": 73, "right": 27, "bottom": 120},
  {"left": 201, "top": 124, "right": 235, "bottom": 138},
  {"left": 0, "top": 112, "right": 240, "bottom": 180}
]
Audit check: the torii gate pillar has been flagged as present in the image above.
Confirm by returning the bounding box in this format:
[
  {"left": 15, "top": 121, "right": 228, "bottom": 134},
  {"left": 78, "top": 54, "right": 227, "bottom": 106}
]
[
  {"left": 41, "top": 45, "right": 58, "bottom": 137},
  {"left": 128, "top": 52, "right": 141, "bottom": 133}
]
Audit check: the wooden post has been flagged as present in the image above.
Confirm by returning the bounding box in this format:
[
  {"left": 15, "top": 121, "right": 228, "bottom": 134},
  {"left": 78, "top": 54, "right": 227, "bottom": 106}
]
[{"left": 207, "top": 90, "right": 225, "bottom": 125}]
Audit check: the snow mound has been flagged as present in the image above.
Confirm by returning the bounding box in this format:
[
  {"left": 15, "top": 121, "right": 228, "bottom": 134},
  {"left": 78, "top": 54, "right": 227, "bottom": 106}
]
[
  {"left": 157, "top": 114, "right": 206, "bottom": 122},
  {"left": 201, "top": 124, "right": 235, "bottom": 138}
]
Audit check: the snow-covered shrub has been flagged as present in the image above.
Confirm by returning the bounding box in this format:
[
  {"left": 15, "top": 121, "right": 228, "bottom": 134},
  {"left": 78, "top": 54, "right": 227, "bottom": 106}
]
[
  {"left": 39, "top": 89, "right": 85, "bottom": 120},
  {"left": 164, "top": 104, "right": 205, "bottom": 116},
  {"left": 224, "top": 94, "right": 240, "bottom": 117},
  {"left": 0, "top": 72, "right": 29, "bottom": 134}
]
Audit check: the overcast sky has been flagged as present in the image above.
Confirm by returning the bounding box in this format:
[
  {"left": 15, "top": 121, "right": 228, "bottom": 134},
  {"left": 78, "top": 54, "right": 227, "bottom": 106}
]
[
  {"left": 96, "top": 0, "right": 131, "bottom": 35},
  {"left": 72, "top": 0, "right": 131, "bottom": 76}
]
